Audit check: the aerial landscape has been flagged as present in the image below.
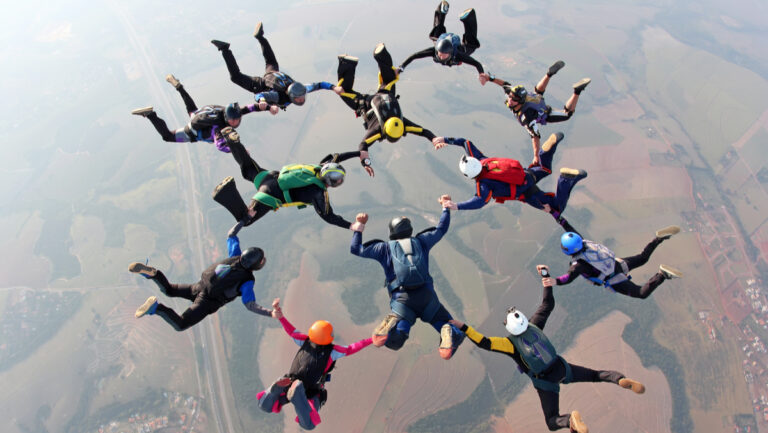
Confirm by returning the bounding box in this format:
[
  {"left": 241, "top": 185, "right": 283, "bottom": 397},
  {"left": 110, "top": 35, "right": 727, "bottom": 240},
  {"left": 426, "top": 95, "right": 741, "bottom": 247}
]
[{"left": 1, "top": 0, "right": 768, "bottom": 432}]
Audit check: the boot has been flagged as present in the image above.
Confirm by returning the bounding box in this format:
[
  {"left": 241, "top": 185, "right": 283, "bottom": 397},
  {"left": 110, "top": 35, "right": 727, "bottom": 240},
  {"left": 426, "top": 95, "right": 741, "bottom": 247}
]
[
  {"left": 212, "top": 176, "right": 249, "bottom": 222},
  {"left": 253, "top": 22, "right": 264, "bottom": 39},
  {"left": 541, "top": 132, "right": 565, "bottom": 152},
  {"left": 372, "top": 313, "right": 400, "bottom": 347},
  {"left": 131, "top": 106, "right": 154, "bottom": 117},
  {"left": 165, "top": 74, "right": 181, "bottom": 89},
  {"left": 211, "top": 39, "right": 230, "bottom": 51},
  {"left": 135, "top": 296, "right": 158, "bottom": 318},
  {"left": 572, "top": 78, "right": 591, "bottom": 94},
  {"left": 659, "top": 264, "right": 683, "bottom": 279},
  {"left": 547, "top": 60, "right": 565, "bottom": 77},
  {"left": 560, "top": 167, "right": 588, "bottom": 180},
  {"left": 129, "top": 262, "right": 157, "bottom": 278},
  {"left": 439, "top": 0, "right": 449, "bottom": 14},
  {"left": 569, "top": 411, "right": 588, "bottom": 433},
  {"left": 655, "top": 225, "right": 680, "bottom": 240},
  {"left": 618, "top": 377, "right": 646, "bottom": 394}
]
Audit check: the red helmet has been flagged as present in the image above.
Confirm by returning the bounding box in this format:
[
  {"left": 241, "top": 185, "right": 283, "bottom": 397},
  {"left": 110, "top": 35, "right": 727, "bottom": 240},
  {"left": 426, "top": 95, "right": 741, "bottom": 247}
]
[{"left": 308, "top": 320, "right": 334, "bottom": 345}]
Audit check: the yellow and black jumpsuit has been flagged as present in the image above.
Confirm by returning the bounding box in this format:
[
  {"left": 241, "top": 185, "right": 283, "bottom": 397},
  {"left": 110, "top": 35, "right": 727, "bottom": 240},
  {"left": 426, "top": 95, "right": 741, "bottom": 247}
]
[
  {"left": 459, "top": 284, "right": 626, "bottom": 431},
  {"left": 336, "top": 44, "right": 436, "bottom": 153}
]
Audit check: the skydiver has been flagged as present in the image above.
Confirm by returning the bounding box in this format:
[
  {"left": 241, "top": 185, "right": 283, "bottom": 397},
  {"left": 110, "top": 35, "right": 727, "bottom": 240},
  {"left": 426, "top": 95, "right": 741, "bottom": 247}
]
[
  {"left": 130, "top": 230, "right": 269, "bottom": 331},
  {"left": 450, "top": 265, "right": 646, "bottom": 432},
  {"left": 398, "top": 2, "right": 487, "bottom": 84},
  {"left": 257, "top": 298, "right": 373, "bottom": 430},
  {"left": 131, "top": 74, "right": 266, "bottom": 153},
  {"left": 554, "top": 216, "right": 683, "bottom": 298},
  {"left": 212, "top": 128, "right": 357, "bottom": 235},
  {"left": 436, "top": 134, "right": 587, "bottom": 221},
  {"left": 336, "top": 44, "right": 442, "bottom": 176},
  {"left": 349, "top": 199, "right": 465, "bottom": 360},
  {"left": 211, "top": 22, "right": 343, "bottom": 110},
  {"left": 481, "top": 62, "right": 591, "bottom": 166}
]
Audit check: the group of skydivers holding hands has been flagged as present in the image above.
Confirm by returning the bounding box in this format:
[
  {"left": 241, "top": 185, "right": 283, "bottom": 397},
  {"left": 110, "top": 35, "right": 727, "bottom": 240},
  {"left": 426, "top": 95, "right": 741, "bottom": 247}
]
[{"left": 128, "top": 3, "right": 684, "bottom": 432}]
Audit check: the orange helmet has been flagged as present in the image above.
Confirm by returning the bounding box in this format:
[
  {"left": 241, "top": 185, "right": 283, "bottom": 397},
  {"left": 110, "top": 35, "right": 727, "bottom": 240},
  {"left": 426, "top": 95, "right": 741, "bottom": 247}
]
[{"left": 308, "top": 320, "right": 334, "bottom": 345}]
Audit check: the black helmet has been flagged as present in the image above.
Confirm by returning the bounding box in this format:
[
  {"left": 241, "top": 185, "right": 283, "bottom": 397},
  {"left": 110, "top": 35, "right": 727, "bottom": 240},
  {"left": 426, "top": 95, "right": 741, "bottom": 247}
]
[
  {"left": 240, "top": 247, "right": 265, "bottom": 271},
  {"left": 287, "top": 82, "right": 307, "bottom": 105},
  {"left": 435, "top": 38, "right": 454, "bottom": 57},
  {"left": 388, "top": 216, "right": 413, "bottom": 240},
  {"left": 224, "top": 103, "right": 242, "bottom": 122},
  {"left": 504, "top": 85, "right": 527, "bottom": 102},
  {"left": 320, "top": 163, "right": 346, "bottom": 187}
]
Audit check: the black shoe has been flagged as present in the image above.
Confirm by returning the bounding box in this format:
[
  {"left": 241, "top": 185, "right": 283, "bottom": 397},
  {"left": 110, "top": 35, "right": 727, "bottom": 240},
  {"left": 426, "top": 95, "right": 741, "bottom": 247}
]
[
  {"left": 253, "top": 22, "right": 264, "bottom": 39},
  {"left": 211, "top": 39, "right": 230, "bottom": 51},
  {"left": 548, "top": 60, "right": 565, "bottom": 77},
  {"left": 439, "top": 1, "right": 449, "bottom": 14},
  {"left": 131, "top": 106, "right": 154, "bottom": 117}
]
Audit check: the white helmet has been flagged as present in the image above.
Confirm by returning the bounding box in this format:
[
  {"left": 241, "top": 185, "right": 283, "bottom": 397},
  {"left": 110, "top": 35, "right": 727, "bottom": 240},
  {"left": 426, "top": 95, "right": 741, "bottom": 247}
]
[
  {"left": 459, "top": 155, "right": 482, "bottom": 178},
  {"left": 504, "top": 308, "right": 529, "bottom": 335}
]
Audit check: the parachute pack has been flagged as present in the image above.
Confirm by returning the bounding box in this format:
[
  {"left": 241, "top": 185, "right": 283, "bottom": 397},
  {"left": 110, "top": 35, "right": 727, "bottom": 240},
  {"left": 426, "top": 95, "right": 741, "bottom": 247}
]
[{"left": 387, "top": 238, "right": 429, "bottom": 291}]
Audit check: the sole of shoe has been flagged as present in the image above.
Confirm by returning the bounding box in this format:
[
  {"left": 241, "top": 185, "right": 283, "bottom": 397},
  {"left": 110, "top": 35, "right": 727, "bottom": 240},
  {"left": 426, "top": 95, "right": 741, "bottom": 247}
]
[
  {"left": 135, "top": 296, "right": 157, "bottom": 318},
  {"left": 569, "top": 411, "right": 589, "bottom": 433},
  {"left": 656, "top": 225, "right": 681, "bottom": 239},
  {"left": 573, "top": 78, "right": 591, "bottom": 92},
  {"left": 253, "top": 22, "right": 263, "bottom": 39},
  {"left": 440, "top": 1, "right": 449, "bottom": 14},
  {"left": 128, "top": 262, "right": 157, "bottom": 278},
  {"left": 541, "top": 132, "right": 564, "bottom": 152},
  {"left": 165, "top": 74, "right": 180, "bottom": 88},
  {"left": 619, "top": 378, "right": 646, "bottom": 394},
  {"left": 560, "top": 167, "right": 587, "bottom": 179},
  {"left": 548, "top": 60, "right": 565, "bottom": 76},
  {"left": 373, "top": 314, "right": 399, "bottom": 337},
  {"left": 338, "top": 54, "right": 359, "bottom": 63},
  {"left": 131, "top": 106, "right": 154, "bottom": 117},
  {"left": 660, "top": 264, "right": 683, "bottom": 279},
  {"left": 374, "top": 43, "right": 386, "bottom": 55}
]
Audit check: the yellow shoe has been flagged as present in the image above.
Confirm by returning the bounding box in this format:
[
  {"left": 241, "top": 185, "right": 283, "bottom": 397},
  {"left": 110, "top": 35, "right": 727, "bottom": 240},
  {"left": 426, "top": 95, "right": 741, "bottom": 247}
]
[
  {"left": 655, "top": 225, "right": 680, "bottom": 239},
  {"left": 569, "top": 410, "right": 588, "bottom": 433},
  {"left": 619, "top": 377, "right": 646, "bottom": 394},
  {"left": 372, "top": 314, "right": 399, "bottom": 347}
]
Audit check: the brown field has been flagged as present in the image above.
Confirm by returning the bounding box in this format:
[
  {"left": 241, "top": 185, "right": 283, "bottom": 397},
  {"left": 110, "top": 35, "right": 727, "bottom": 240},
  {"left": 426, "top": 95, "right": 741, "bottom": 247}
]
[{"left": 496, "top": 311, "right": 672, "bottom": 433}]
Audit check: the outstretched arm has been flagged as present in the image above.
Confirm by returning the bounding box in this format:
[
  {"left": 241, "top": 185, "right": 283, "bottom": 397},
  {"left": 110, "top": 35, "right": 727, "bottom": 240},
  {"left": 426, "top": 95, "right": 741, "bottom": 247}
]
[
  {"left": 240, "top": 281, "right": 272, "bottom": 317},
  {"left": 311, "top": 190, "right": 353, "bottom": 229},
  {"left": 455, "top": 52, "right": 485, "bottom": 74},
  {"left": 320, "top": 151, "right": 362, "bottom": 164},
  {"left": 227, "top": 235, "right": 242, "bottom": 257},
  {"left": 451, "top": 320, "right": 516, "bottom": 355},
  {"left": 272, "top": 299, "right": 309, "bottom": 346},
  {"left": 416, "top": 208, "right": 451, "bottom": 251},
  {"left": 455, "top": 182, "right": 492, "bottom": 210},
  {"left": 399, "top": 47, "right": 434, "bottom": 71},
  {"left": 330, "top": 337, "right": 374, "bottom": 361},
  {"left": 403, "top": 117, "right": 436, "bottom": 141},
  {"left": 529, "top": 268, "right": 556, "bottom": 329}
]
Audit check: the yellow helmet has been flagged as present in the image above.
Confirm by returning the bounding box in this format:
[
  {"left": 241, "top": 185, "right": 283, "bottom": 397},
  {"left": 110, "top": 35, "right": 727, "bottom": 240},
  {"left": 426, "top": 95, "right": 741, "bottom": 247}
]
[{"left": 383, "top": 117, "right": 404, "bottom": 141}]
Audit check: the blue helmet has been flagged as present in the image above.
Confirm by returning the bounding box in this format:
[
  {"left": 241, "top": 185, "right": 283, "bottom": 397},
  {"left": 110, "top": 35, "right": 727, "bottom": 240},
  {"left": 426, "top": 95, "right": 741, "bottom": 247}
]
[{"left": 560, "top": 232, "right": 583, "bottom": 255}]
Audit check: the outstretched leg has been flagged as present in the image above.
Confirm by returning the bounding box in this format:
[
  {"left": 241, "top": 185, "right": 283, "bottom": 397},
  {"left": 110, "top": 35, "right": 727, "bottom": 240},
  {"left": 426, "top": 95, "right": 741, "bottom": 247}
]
[
  {"left": 212, "top": 40, "right": 268, "bottom": 93},
  {"left": 167, "top": 74, "right": 198, "bottom": 114},
  {"left": 528, "top": 132, "right": 565, "bottom": 181},
  {"left": 428, "top": 1, "right": 449, "bottom": 41},
  {"left": 373, "top": 43, "right": 397, "bottom": 93},
  {"left": 254, "top": 23, "right": 280, "bottom": 73},
  {"left": 534, "top": 60, "right": 565, "bottom": 94},
  {"left": 563, "top": 78, "right": 591, "bottom": 114},
  {"left": 257, "top": 376, "right": 291, "bottom": 413},
  {"left": 459, "top": 8, "right": 480, "bottom": 53},
  {"left": 132, "top": 108, "right": 189, "bottom": 143},
  {"left": 337, "top": 55, "right": 364, "bottom": 111},
  {"left": 154, "top": 297, "right": 219, "bottom": 332},
  {"left": 222, "top": 129, "right": 267, "bottom": 182},
  {"left": 535, "top": 389, "right": 570, "bottom": 431},
  {"left": 551, "top": 167, "right": 588, "bottom": 213},
  {"left": 288, "top": 381, "right": 319, "bottom": 430},
  {"left": 129, "top": 264, "right": 197, "bottom": 300}
]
